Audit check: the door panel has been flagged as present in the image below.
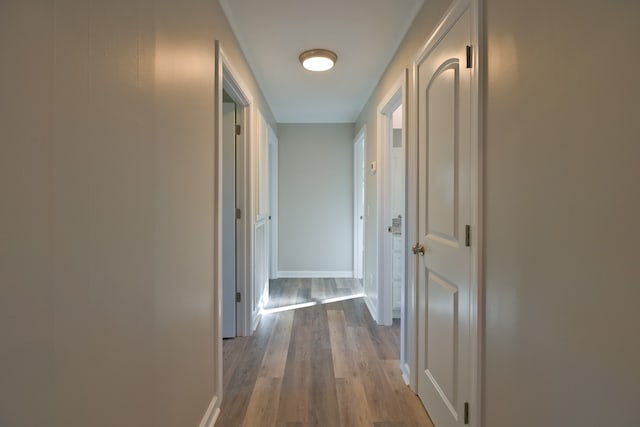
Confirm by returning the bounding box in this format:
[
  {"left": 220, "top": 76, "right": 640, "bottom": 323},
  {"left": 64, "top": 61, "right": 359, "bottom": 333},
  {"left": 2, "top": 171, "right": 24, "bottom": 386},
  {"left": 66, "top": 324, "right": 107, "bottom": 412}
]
[
  {"left": 427, "top": 65, "right": 458, "bottom": 242},
  {"left": 426, "top": 272, "right": 458, "bottom": 411},
  {"left": 222, "top": 102, "right": 237, "bottom": 338},
  {"left": 416, "top": 4, "right": 471, "bottom": 427}
]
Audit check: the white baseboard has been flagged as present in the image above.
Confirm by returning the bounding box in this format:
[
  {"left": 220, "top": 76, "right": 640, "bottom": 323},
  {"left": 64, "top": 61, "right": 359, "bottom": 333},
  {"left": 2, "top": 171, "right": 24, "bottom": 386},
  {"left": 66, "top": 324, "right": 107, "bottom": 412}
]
[
  {"left": 277, "top": 270, "right": 354, "bottom": 278},
  {"left": 199, "top": 395, "right": 220, "bottom": 427},
  {"left": 401, "top": 362, "right": 411, "bottom": 386}
]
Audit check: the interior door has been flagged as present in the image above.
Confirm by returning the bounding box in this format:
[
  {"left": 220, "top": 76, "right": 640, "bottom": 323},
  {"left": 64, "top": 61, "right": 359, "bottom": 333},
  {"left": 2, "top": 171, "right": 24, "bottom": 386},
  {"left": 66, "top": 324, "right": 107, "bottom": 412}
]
[
  {"left": 416, "top": 5, "right": 472, "bottom": 426},
  {"left": 222, "top": 101, "right": 237, "bottom": 338}
]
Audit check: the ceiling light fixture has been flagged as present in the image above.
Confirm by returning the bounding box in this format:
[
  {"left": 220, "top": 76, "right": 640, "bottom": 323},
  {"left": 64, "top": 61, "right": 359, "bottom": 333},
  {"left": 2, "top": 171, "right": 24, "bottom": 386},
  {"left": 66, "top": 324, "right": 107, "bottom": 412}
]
[{"left": 299, "top": 49, "right": 338, "bottom": 72}]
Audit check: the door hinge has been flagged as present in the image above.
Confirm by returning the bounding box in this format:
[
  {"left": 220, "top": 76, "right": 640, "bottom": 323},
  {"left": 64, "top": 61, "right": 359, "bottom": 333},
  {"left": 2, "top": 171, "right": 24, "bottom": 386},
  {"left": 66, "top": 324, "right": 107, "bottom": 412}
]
[
  {"left": 465, "top": 225, "right": 471, "bottom": 247},
  {"left": 466, "top": 45, "right": 473, "bottom": 69},
  {"left": 464, "top": 402, "right": 469, "bottom": 424},
  {"left": 236, "top": 208, "right": 241, "bottom": 220},
  {"left": 235, "top": 124, "right": 241, "bottom": 136},
  {"left": 235, "top": 292, "right": 241, "bottom": 303}
]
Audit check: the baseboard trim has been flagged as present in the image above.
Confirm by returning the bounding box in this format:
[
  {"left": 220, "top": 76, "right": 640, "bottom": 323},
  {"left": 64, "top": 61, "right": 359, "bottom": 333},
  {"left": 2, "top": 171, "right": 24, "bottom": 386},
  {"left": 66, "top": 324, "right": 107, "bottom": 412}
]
[
  {"left": 277, "top": 270, "right": 354, "bottom": 278},
  {"left": 402, "top": 362, "right": 411, "bottom": 386},
  {"left": 199, "top": 395, "right": 220, "bottom": 427}
]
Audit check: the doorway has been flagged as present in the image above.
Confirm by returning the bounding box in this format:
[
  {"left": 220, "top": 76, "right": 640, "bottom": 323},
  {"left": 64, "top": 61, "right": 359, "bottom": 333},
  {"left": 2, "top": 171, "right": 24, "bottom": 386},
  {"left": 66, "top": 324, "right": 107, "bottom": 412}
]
[
  {"left": 222, "top": 93, "right": 238, "bottom": 338},
  {"left": 376, "top": 71, "right": 410, "bottom": 383},
  {"left": 353, "top": 128, "right": 365, "bottom": 283}
]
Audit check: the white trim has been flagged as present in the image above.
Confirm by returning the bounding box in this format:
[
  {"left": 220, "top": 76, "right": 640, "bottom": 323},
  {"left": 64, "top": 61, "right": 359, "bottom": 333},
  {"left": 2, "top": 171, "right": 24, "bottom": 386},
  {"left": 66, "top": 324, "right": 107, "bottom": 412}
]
[
  {"left": 353, "top": 126, "right": 366, "bottom": 280},
  {"left": 401, "top": 362, "right": 411, "bottom": 386},
  {"left": 411, "top": 0, "right": 483, "bottom": 425},
  {"left": 216, "top": 42, "right": 255, "bottom": 340},
  {"left": 470, "top": 1, "right": 484, "bottom": 426},
  {"left": 268, "top": 126, "right": 278, "bottom": 280},
  {"left": 214, "top": 39, "right": 224, "bottom": 412},
  {"left": 198, "top": 395, "right": 220, "bottom": 427},
  {"left": 277, "top": 271, "right": 354, "bottom": 279}
]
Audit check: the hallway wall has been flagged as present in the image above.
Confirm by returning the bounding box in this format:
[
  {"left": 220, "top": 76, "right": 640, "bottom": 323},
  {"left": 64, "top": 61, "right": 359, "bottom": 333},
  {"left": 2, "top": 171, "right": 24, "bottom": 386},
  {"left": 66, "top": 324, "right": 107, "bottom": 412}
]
[
  {"left": 356, "top": 0, "right": 640, "bottom": 426},
  {"left": 483, "top": 1, "right": 640, "bottom": 425},
  {"left": 278, "top": 123, "right": 354, "bottom": 276},
  {"left": 0, "top": 1, "right": 274, "bottom": 426}
]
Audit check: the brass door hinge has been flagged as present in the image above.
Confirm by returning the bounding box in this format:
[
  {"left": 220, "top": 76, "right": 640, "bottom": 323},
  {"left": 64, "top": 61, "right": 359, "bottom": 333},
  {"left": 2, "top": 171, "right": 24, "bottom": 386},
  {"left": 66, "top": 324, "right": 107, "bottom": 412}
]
[
  {"left": 466, "top": 45, "right": 473, "bottom": 69},
  {"left": 235, "top": 292, "right": 241, "bottom": 303},
  {"left": 236, "top": 208, "right": 241, "bottom": 220},
  {"left": 235, "top": 124, "right": 241, "bottom": 136}
]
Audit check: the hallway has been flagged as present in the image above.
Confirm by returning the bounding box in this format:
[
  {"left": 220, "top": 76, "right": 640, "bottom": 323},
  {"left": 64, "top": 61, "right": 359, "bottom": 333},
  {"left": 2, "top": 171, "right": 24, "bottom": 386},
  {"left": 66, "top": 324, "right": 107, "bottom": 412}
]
[{"left": 218, "top": 279, "right": 432, "bottom": 426}]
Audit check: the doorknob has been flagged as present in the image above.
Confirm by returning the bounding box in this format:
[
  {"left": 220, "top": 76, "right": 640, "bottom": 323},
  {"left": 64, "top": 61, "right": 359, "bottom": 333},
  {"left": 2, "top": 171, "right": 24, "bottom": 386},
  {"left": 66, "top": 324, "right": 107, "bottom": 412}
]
[{"left": 412, "top": 242, "right": 425, "bottom": 255}]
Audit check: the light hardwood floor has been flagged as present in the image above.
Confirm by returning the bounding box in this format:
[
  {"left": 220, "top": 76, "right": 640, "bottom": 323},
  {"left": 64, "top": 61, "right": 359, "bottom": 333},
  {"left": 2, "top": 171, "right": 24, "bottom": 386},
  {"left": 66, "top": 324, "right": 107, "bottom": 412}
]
[{"left": 218, "top": 278, "right": 433, "bottom": 427}]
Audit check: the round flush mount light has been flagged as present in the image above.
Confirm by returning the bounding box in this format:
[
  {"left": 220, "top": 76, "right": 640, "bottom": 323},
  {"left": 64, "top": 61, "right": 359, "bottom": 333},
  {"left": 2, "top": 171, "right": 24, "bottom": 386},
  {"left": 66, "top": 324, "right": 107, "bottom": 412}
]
[{"left": 299, "top": 49, "right": 338, "bottom": 72}]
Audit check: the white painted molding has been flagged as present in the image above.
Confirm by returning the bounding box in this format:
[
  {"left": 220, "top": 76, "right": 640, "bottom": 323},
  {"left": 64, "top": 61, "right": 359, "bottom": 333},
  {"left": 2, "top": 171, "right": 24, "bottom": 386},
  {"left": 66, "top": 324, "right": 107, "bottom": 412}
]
[
  {"left": 277, "top": 271, "right": 354, "bottom": 279},
  {"left": 198, "top": 395, "right": 220, "bottom": 427},
  {"left": 353, "top": 126, "right": 366, "bottom": 281},
  {"left": 217, "top": 43, "right": 255, "bottom": 338},
  {"left": 402, "top": 362, "right": 411, "bottom": 386}
]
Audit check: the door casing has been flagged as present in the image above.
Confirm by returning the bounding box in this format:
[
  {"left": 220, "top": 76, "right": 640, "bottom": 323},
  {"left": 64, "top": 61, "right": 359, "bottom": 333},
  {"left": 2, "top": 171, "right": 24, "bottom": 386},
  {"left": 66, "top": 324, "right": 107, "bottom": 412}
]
[
  {"left": 353, "top": 127, "right": 365, "bottom": 281},
  {"left": 376, "top": 71, "right": 411, "bottom": 383}
]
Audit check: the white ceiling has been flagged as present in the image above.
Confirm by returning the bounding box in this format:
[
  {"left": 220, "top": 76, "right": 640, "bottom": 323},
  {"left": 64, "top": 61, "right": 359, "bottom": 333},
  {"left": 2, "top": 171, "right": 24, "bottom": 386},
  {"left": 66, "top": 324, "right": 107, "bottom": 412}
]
[{"left": 219, "top": 0, "right": 424, "bottom": 123}]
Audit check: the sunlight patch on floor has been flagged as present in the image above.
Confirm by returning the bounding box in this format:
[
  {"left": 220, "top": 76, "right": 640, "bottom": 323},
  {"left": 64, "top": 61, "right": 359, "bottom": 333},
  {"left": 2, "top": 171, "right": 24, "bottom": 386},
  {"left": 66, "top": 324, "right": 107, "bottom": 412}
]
[{"left": 261, "top": 293, "right": 366, "bottom": 315}]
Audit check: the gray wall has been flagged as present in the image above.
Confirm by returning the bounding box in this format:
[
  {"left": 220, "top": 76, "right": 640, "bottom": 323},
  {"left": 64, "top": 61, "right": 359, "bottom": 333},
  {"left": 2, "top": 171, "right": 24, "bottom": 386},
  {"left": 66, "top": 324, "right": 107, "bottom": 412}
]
[
  {"left": 0, "top": 1, "right": 274, "bottom": 426},
  {"left": 278, "top": 124, "right": 354, "bottom": 275},
  {"left": 483, "top": 1, "right": 640, "bottom": 425},
  {"left": 357, "top": 0, "right": 640, "bottom": 426}
]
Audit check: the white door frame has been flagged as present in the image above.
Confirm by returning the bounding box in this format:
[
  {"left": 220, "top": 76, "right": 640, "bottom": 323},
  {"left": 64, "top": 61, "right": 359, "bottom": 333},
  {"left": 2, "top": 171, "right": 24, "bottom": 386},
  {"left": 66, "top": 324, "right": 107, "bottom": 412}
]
[
  {"left": 411, "top": 0, "right": 482, "bottom": 423},
  {"left": 376, "top": 72, "right": 408, "bottom": 336},
  {"left": 268, "top": 127, "right": 278, "bottom": 280},
  {"left": 353, "top": 127, "right": 365, "bottom": 281},
  {"left": 215, "top": 41, "right": 255, "bottom": 345}
]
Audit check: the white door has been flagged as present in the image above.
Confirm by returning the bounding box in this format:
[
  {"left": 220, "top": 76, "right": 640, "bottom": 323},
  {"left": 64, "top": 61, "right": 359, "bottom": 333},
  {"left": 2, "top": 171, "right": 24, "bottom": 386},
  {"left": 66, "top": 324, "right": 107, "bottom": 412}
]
[
  {"left": 416, "top": 4, "right": 472, "bottom": 426},
  {"left": 222, "top": 102, "right": 237, "bottom": 338}
]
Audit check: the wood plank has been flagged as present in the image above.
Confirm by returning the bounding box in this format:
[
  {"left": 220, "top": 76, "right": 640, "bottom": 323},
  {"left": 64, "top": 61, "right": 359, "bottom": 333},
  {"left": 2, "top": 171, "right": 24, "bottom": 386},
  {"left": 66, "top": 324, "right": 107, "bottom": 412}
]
[
  {"left": 348, "top": 325, "right": 404, "bottom": 422},
  {"left": 260, "top": 310, "right": 294, "bottom": 378},
  {"left": 307, "top": 305, "right": 340, "bottom": 426},
  {"left": 222, "top": 336, "right": 249, "bottom": 391},
  {"left": 380, "top": 359, "right": 434, "bottom": 427},
  {"left": 327, "top": 309, "right": 356, "bottom": 379},
  {"left": 218, "top": 314, "right": 277, "bottom": 426},
  {"left": 276, "top": 307, "right": 311, "bottom": 423},
  {"left": 367, "top": 320, "right": 400, "bottom": 361},
  {"left": 336, "top": 377, "right": 374, "bottom": 427},
  {"left": 342, "top": 296, "right": 369, "bottom": 327},
  {"left": 242, "top": 377, "right": 282, "bottom": 427}
]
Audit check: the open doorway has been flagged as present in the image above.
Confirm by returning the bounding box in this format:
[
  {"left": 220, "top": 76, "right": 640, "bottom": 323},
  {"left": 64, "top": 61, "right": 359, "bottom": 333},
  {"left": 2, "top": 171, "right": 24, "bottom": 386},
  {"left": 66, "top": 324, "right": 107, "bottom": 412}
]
[
  {"left": 221, "top": 92, "right": 238, "bottom": 338},
  {"left": 377, "top": 71, "right": 410, "bottom": 382},
  {"left": 389, "top": 105, "right": 405, "bottom": 322},
  {"left": 353, "top": 127, "right": 365, "bottom": 284}
]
